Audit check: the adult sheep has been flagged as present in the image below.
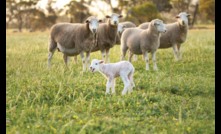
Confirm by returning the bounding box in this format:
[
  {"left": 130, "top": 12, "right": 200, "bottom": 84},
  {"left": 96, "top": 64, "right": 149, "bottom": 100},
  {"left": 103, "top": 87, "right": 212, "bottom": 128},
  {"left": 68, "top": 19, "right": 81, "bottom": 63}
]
[
  {"left": 116, "top": 21, "right": 136, "bottom": 44},
  {"left": 47, "top": 16, "right": 102, "bottom": 71},
  {"left": 121, "top": 19, "right": 167, "bottom": 71},
  {"left": 138, "top": 12, "right": 190, "bottom": 61},
  {"left": 91, "top": 13, "right": 123, "bottom": 63}
]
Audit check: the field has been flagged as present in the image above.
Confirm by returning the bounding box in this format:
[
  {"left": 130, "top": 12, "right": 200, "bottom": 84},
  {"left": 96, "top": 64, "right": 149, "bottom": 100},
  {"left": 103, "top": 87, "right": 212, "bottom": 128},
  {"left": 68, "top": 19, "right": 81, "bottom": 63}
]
[{"left": 6, "top": 27, "right": 215, "bottom": 133}]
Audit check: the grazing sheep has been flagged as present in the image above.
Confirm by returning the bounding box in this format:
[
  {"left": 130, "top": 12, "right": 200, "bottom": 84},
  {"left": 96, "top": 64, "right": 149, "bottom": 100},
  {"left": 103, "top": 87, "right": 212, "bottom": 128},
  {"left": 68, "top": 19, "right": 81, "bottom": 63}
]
[
  {"left": 47, "top": 16, "right": 102, "bottom": 71},
  {"left": 91, "top": 13, "right": 122, "bottom": 63},
  {"left": 116, "top": 21, "right": 136, "bottom": 44},
  {"left": 139, "top": 12, "right": 190, "bottom": 61},
  {"left": 121, "top": 19, "right": 167, "bottom": 70},
  {"left": 90, "top": 59, "right": 135, "bottom": 95}
]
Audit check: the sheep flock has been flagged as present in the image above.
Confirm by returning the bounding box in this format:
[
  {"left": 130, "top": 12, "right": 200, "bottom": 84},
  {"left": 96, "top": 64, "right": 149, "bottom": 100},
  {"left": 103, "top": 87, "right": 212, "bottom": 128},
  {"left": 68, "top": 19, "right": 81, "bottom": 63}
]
[{"left": 47, "top": 12, "right": 190, "bottom": 95}]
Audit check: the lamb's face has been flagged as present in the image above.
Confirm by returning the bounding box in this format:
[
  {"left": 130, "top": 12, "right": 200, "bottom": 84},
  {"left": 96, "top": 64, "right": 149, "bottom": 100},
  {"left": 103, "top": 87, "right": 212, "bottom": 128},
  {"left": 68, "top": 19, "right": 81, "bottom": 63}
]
[
  {"left": 86, "top": 17, "right": 102, "bottom": 34},
  {"left": 117, "top": 24, "right": 126, "bottom": 35},
  {"left": 176, "top": 12, "right": 190, "bottom": 26},
  {"left": 106, "top": 13, "right": 123, "bottom": 26},
  {"left": 90, "top": 59, "right": 104, "bottom": 73},
  {"left": 153, "top": 19, "right": 167, "bottom": 33}
]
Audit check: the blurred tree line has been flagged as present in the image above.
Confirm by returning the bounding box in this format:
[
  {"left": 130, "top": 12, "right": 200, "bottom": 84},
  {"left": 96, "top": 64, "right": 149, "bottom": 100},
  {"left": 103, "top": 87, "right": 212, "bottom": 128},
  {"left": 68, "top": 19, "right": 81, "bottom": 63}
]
[{"left": 6, "top": 0, "right": 214, "bottom": 32}]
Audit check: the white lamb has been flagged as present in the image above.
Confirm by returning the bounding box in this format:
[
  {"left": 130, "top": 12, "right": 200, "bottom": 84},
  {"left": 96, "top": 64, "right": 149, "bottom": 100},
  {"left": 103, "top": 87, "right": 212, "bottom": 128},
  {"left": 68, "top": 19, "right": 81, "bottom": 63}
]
[{"left": 90, "top": 59, "right": 135, "bottom": 95}]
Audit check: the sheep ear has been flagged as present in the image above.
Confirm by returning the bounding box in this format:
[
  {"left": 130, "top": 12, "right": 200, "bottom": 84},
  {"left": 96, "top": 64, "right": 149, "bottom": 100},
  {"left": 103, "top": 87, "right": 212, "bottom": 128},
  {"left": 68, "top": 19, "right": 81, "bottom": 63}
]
[
  {"left": 85, "top": 20, "right": 90, "bottom": 23},
  {"left": 98, "top": 19, "right": 102, "bottom": 23},
  {"left": 99, "top": 60, "right": 104, "bottom": 64},
  {"left": 106, "top": 15, "right": 111, "bottom": 18},
  {"left": 119, "top": 15, "right": 123, "bottom": 18}
]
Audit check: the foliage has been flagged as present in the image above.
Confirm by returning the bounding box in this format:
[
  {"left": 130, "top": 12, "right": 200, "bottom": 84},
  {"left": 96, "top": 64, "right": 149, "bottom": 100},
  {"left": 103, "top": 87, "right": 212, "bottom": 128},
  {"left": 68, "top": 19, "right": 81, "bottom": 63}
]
[
  {"left": 130, "top": 1, "right": 161, "bottom": 23},
  {"left": 199, "top": 0, "right": 215, "bottom": 22},
  {"left": 6, "top": 27, "right": 215, "bottom": 133},
  {"left": 65, "top": 0, "right": 91, "bottom": 23}
]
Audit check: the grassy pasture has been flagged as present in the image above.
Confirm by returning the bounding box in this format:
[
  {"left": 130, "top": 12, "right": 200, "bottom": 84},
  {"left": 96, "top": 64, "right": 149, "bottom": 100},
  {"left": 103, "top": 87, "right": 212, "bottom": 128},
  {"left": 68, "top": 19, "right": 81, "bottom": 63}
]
[{"left": 6, "top": 27, "right": 215, "bottom": 134}]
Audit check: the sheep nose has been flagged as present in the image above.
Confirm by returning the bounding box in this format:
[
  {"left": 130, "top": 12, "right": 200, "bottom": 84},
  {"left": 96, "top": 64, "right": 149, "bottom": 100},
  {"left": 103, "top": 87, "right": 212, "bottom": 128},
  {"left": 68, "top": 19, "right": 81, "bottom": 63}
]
[
  {"left": 92, "top": 29, "right": 96, "bottom": 33},
  {"left": 164, "top": 30, "right": 167, "bottom": 33},
  {"left": 114, "top": 21, "right": 117, "bottom": 25}
]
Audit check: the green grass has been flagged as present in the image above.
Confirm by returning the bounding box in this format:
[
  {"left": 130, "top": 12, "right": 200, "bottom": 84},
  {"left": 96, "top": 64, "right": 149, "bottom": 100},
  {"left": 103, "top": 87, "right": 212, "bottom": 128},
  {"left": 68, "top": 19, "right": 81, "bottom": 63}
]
[{"left": 6, "top": 28, "right": 215, "bottom": 134}]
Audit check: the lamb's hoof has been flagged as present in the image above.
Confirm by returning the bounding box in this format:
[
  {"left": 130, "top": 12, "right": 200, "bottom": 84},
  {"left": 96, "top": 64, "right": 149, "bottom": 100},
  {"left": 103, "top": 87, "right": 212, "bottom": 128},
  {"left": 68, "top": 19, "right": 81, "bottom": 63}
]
[{"left": 122, "top": 91, "right": 127, "bottom": 95}]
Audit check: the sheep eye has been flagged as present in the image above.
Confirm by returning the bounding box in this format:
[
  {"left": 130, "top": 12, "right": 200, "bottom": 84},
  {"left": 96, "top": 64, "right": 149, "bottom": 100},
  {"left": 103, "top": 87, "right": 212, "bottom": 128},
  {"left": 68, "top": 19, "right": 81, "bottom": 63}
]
[{"left": 95, "top": 63, "right": 98, "bottom": 65}]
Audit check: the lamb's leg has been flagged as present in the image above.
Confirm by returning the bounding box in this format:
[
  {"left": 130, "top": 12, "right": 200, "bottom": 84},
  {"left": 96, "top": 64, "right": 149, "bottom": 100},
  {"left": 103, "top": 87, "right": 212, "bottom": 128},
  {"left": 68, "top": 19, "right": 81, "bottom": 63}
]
[
  {"left": 86, "top": 52, "right": 90, "bottom": 71},
  {"left": 120, "top": 75, "right": 130, "bottom": 95},
  {"left": 73, "top": 56, "right": 77, "bottom": 64},
  {"left": 80, "top": 52, "right": 86, "bottom": 72},
  {"left": 111, "top": 79, "right": 116, "bottom": 94},
  {"left": 143, "top": 51, "right": 149, "bottom": 71},
  {"left": 128, "top": 72, "right": 135, "bottom": 93},
  {"left": 128, "top": 51, "right": 134, "bottom": 62},
  {"left": 172, "top": 44, "right": 179, "bottom": 61},
  {"left": 105, "top": 77, "right": 112, "bottom": 95},
  {"left": 152, "top": 50, "right": 158, "bottom": 71},
  {"left": 106, "top": 49, "right": 110, "bottom": 63}
]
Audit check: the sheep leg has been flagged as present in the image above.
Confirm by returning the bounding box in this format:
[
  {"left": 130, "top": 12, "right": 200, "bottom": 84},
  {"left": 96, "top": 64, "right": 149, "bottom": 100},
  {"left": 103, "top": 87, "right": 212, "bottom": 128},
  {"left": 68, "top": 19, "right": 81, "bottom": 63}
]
[
  {"left": 101, "top": 50, "right": 106, "bottom": 61},
  {"left": 111, "top": 79, "right": 116, "bottom": 94},
  {"left": 73, "top": 56, "right": 77, "bottom": 64},
  {"left": 172, "top": 44, "right": 179, "bottom": 61},
  {"left": 177, "top": 44, "right": 182, "bottom": 60},
  {"left": 120, "top": 46, "right": 128, "bottom": 61},
  {"left": 48, "top": 42, "right": 57, "bottom": 68},
  {"left": 152, "top": 51, "right": 158, "bottom": 71},
  {"left": 105, "top": 77, "right": 112, "bottom": 95},
  {"left": 63, "top": 54, "right": 69, "bottom": 67},
  {"left": 133, "top": 55, "right": 138, "bottom": 61},
  {"left": 106, "top": 49, "right": 110, "bottom": 63},
  {"left": 128, "top": 51, "right": 134, "bottom": 62},
  {"left": 80, "top": 52, "right": 86, "bottom": 72},
  {"left": 121, "top": 75, "right": 130, "bottom": 95},
  {"left": 48, "top": 50, "right": 56, "bottom": 68},
  {"left": 86, "top": 52, "right": 90, "bottom": 71},
  {"left": 143, "top": 52, "right": 149, "bottom": 71}
]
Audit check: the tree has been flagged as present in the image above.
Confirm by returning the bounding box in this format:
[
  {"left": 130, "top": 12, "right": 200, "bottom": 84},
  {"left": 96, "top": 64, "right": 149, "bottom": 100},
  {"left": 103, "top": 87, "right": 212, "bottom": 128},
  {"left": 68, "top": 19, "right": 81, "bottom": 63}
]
[
  {"left": 199, "top": 0, "right": 215, "bottom": 22},
  {"left": 65, "top": 0, "right": 91, "bottom": 23},
  {"left": 129, "top": 1, "right": 161, "bottom": 24}
]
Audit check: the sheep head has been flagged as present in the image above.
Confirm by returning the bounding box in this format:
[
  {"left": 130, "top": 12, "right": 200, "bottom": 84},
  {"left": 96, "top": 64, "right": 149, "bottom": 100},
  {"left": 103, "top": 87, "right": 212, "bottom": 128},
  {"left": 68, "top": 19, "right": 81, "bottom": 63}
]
[
  {"left": 90, "top": 59, "right": 104, "bottom": 72},
  {"left": 106, "top": 13, "right": 123, "bottom": 26},
  {"left": 152, "top": 19, "right": 167, "bottom": 33},
  {"left": 85, "top": 16, "right": 102, "bottom": 34},
  {"left": 176, "top": 12, "right": 190, "bottom": 26}
]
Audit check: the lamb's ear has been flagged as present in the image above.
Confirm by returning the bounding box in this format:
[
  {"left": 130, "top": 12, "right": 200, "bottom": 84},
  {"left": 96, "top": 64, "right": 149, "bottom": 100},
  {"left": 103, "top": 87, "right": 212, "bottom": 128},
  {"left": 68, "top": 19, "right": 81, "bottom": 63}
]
[
  {"left": 106, "top": 15, "right": 111, "bottom": 18},
  {"left": 119, "top": 15, "right": 123, "bottom": 18},
  {"left": 176, "top": 15, "right": 180, "bottom": 18},
  {"left": 187, "top": 14, "right": 191, "bottom": 17},
  {"left": 99, "top": 60, "right": 104, "bottom": 64},
  {"left": 85, "top": 19, "right": 90, "bottom": 23}
]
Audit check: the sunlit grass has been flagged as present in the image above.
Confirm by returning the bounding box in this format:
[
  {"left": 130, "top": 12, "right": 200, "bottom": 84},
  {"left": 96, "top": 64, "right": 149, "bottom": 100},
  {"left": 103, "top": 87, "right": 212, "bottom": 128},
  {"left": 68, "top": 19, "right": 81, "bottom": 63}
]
[{"left": 6, "top": 27, "right": 215, "bottom": 133}]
